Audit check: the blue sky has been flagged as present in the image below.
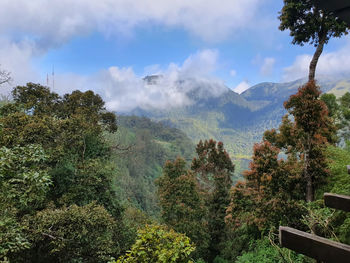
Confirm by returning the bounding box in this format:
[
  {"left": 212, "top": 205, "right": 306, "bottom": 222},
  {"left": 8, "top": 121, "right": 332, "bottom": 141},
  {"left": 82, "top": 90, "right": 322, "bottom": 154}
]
[{"left": 0, "top": 0, "right": 349, "bottom": 111}]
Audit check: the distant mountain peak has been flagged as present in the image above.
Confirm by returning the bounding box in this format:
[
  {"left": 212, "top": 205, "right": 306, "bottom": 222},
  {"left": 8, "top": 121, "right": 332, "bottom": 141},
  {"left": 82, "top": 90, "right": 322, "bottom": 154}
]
[{"left": 143, "top": 74, "right": 164, "bottom": 85}]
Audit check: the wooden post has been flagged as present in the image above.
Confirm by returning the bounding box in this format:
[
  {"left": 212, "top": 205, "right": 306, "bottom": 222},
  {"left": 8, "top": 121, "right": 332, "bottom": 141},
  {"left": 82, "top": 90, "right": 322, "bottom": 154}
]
[
  {"left": 347, "top": 165, "right": 350, "bottom": 174},
  {"left": 279, "top": 226, "right": 350, "bottom": 263}
]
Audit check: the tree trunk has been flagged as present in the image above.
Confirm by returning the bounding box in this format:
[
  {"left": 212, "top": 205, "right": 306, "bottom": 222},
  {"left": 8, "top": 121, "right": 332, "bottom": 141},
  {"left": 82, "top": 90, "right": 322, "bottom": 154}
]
[
  {"left": 306, "top": 169, "right": 313, "bottom": 202},
  {"left": 308, "top": 33, "right": 327, "bottom": 82},
  {"left": 305, "top": 134, "right": 314, "bottom": 202}
]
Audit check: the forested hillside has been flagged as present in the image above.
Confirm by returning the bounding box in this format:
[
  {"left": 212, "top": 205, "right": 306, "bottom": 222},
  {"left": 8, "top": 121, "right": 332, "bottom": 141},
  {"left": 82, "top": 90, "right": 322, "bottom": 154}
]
[
  {"left": 0, "top": 84, "right": 201, "bottom": 261},
  {"left": 2, "top": 80, "right": 350, "bottom": 263},
  {"left": 110, "top": 115, "right": 195, "bottom": 216}
]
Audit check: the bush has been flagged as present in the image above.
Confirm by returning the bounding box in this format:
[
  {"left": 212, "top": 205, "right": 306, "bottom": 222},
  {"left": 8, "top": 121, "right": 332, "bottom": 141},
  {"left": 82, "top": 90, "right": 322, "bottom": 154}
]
[
  {"left": 116, "top": 224, "right": 195, "bottom": 263},
  {"left": 21, "top": 203, "right": 120, "bottom": 263}
]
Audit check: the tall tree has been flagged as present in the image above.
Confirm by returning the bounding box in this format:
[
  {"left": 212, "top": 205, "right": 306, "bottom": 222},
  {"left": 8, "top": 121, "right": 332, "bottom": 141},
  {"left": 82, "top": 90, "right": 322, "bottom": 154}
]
[
  {"left": 156, "top": 158, "right": 209, "bottom": 259},
  {"left": 191, "top": 139, "right": 234, "bottom": 260},
  {"left": 266, "top": 81, "right": 336, "bottom": 202},
  {"left": 279, "top": 0, "right": 349, "bottom": 81},
  {"left": 227, "top": 141, "right": 305, "bottom": 233}
]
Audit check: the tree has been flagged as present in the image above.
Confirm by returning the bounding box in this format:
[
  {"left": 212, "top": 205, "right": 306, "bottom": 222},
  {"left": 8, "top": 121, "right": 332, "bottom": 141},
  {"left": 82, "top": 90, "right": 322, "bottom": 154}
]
[
  {"left": 0, "top": 66, "right": 11, "bottom": 86},
  {"left": 320, "top": 93, "right": 339, "bottom": 119},
  {"left": 283, "top": 81, "right": 336, "bottom": 202},
  {"left": 191, "top": 139, "right": 234, "bottom": 260},
  {"left": 279, "top": 0, "right": 349, "bottom": 81},
  {"left": 116, "top": 224, "right": 195, "bottom": 263},
  {"left": 226, "top": 141, "right": 305, "bottom": 233},
  {"left": 0, "top": 84, "right": 127, "bottom": 261},
  {"left": 156, "top": 158, "right": 209, "bottom": 258},
  {"left": 12, "top": 83, "right": 60, "bottom": 115},
  {"left": 23, "top": 203, "right": 120, "bottom": 263},
  {"left": 331, "top": 92, "right": 350, "bottom": 141}
]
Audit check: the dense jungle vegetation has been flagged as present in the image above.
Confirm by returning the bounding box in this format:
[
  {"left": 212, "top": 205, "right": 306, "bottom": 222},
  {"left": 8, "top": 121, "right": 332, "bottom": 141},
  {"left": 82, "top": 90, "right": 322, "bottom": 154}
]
[{"left": 1, "top": 79, "right": 350, "bottom": 263}]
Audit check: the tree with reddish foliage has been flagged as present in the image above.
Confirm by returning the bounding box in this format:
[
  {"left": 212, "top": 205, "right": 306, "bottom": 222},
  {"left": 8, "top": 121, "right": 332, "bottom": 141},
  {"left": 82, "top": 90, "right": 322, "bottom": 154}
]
[
  {"left": 282, "top": 80, "right": 336, "bottom": 202},
  {"left": 264, "top": 81, "right": 336, "bottom": 203},
  {"left": 191, "top": 139, "right": 234, "bottom": 260},
  {"left": 227, "top": 141, "right": 305, "bottom": 233},
  {"left": 226, "top": 81, "right": 335, "bottom": 248}
]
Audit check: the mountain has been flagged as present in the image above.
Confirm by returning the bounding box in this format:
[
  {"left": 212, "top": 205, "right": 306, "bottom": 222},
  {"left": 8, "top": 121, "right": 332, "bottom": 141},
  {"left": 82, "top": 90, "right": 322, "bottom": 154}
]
[{"left": 124, "top": 75, "right": 350, "bottom": 176}]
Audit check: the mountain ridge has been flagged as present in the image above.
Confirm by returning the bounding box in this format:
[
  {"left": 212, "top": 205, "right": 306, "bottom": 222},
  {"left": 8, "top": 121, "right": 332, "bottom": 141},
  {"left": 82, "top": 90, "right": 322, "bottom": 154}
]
[{"left": 121, "top": 76, "right": 350, "bottom": 175}]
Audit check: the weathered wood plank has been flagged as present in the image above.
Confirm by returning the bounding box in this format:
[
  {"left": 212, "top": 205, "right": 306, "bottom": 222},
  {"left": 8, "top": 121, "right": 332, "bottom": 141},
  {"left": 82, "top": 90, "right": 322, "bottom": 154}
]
[
  {"left": 279, "top": 226, "right": 350, "bottom": 263},
  {"left": 324, "top": 193, "right": 350, "bottom": 212}
]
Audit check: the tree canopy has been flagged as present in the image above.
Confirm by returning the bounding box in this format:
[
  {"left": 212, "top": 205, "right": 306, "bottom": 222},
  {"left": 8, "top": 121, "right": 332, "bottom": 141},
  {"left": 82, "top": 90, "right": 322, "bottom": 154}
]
[{"left": 279, "top": 0, "right": 349, "bottom": 81}]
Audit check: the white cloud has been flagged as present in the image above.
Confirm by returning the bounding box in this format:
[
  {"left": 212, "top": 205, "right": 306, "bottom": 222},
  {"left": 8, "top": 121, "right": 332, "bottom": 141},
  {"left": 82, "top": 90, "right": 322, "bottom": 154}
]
[
  {"left": 260, "top": 57, "right": 275, "bottom": 76},
  {"left": 230, "top": 69, "right": 237, "bottom": 77},
  {"left": 0, "top": 0, "right": 263, "bottom": 48},
  {"left": 283, "top": 40, "right": 350, "bottom": 81},
  {"left": 0, "top": 38, "right": 40, "bottom": 94},
  {"left": 49, "top": 49, "right": 228, "bottom": 112},
  {"left": 180, "top": 49, "right": 219, "bottom": 77},
  {"left": 233, "top": 81, "right": 250, "bottom": 94},
  {"left": 252, "top": 55, "right": 276, "bottom": 76}
]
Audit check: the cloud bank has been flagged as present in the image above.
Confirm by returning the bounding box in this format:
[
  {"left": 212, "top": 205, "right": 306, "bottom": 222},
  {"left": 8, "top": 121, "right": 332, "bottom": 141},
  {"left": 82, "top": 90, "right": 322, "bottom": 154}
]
[
  {"left": 283, "top": 41, "right": 350, "bottom": 81},
  {"left": 0, "top": 0, "right": 266, "bottom": 108},
  {"left": 0, "top": 0, "right": 262, "bottom": 48},
  {"left": 52, "top": 49, "right": 229, "bottom": 112}
]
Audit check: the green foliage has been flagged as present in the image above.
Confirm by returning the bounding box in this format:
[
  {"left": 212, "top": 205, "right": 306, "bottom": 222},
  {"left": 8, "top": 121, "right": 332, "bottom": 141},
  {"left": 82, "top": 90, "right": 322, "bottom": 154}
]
[
  {"left": 279, "top": 1, "right": 349, "bottom": 80},
  {"left": 235, "top": 238, "right": 309, "bottom": 263},
  {"left": 111, "top": 116, "right": 195, "bottom": 216},
  {"left": 219, "top": 224, "right": 259, "bottom": 262},
  {"left": 321, "top": 93, "right": 339, "bottom": 118},
  {"left": 0, "top": 144, "right": 51, "bottom": 212},
  {"left": 0, "top": 209, "right": 30, "bottom": 262},
  {"left": 278, "top": 0, "right": 348, "bottom": 47},
  {"left": 23, "top": 203, "right": 119, "bottom": 263},
  {"left": 336, "top": 92, "right": 350, "bottom": 141},
  {"left": 116, "top": 224, "right": 195, "bottom": 263},
  {"left": 0, "top": 84, "right": 127, "bottom": 261},
  {"left": 321, "top": 145, "right": 350, "bottom": 245},
  {"left": 12, "top": 83, "right": 60, "bottom": 115},
  {"left": 323, "top": 145, "right": 350, "bottom": 196},
  {"left": 191, "top": 140, "right": 234, "bottom": 260},
  {"left": 156, "top": 158, "right": 209, "bottom": 258},
  {"left": 0, "top": 144, "right": 51, "bottom": 261}
]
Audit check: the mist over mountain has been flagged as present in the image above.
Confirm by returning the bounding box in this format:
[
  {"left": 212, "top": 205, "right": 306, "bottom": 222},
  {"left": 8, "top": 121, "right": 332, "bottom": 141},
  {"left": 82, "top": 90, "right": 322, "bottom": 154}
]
[{"left": 124, "top": 76, "right": 350, "bottom": 159}]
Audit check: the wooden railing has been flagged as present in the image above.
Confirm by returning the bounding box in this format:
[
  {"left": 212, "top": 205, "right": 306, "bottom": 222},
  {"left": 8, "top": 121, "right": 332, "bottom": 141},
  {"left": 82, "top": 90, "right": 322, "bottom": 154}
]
[{"left": 279, "top": 166, "right": 350, "bottom": 263}]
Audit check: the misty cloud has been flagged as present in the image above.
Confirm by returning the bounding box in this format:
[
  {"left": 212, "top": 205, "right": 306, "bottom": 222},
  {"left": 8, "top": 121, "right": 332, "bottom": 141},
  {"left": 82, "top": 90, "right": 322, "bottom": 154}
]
[
  {"left": 0, "top": 38, "right": 40, "bottom": 95},
  {"left": 49, "top": 49, "right": 229, "bottom": 112}
]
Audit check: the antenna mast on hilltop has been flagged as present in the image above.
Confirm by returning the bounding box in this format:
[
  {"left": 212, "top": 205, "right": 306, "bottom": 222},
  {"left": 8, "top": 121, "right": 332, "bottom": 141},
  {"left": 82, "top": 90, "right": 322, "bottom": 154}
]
[{"left": 46, "top": 73, "right": 49, "bottom": 87}]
